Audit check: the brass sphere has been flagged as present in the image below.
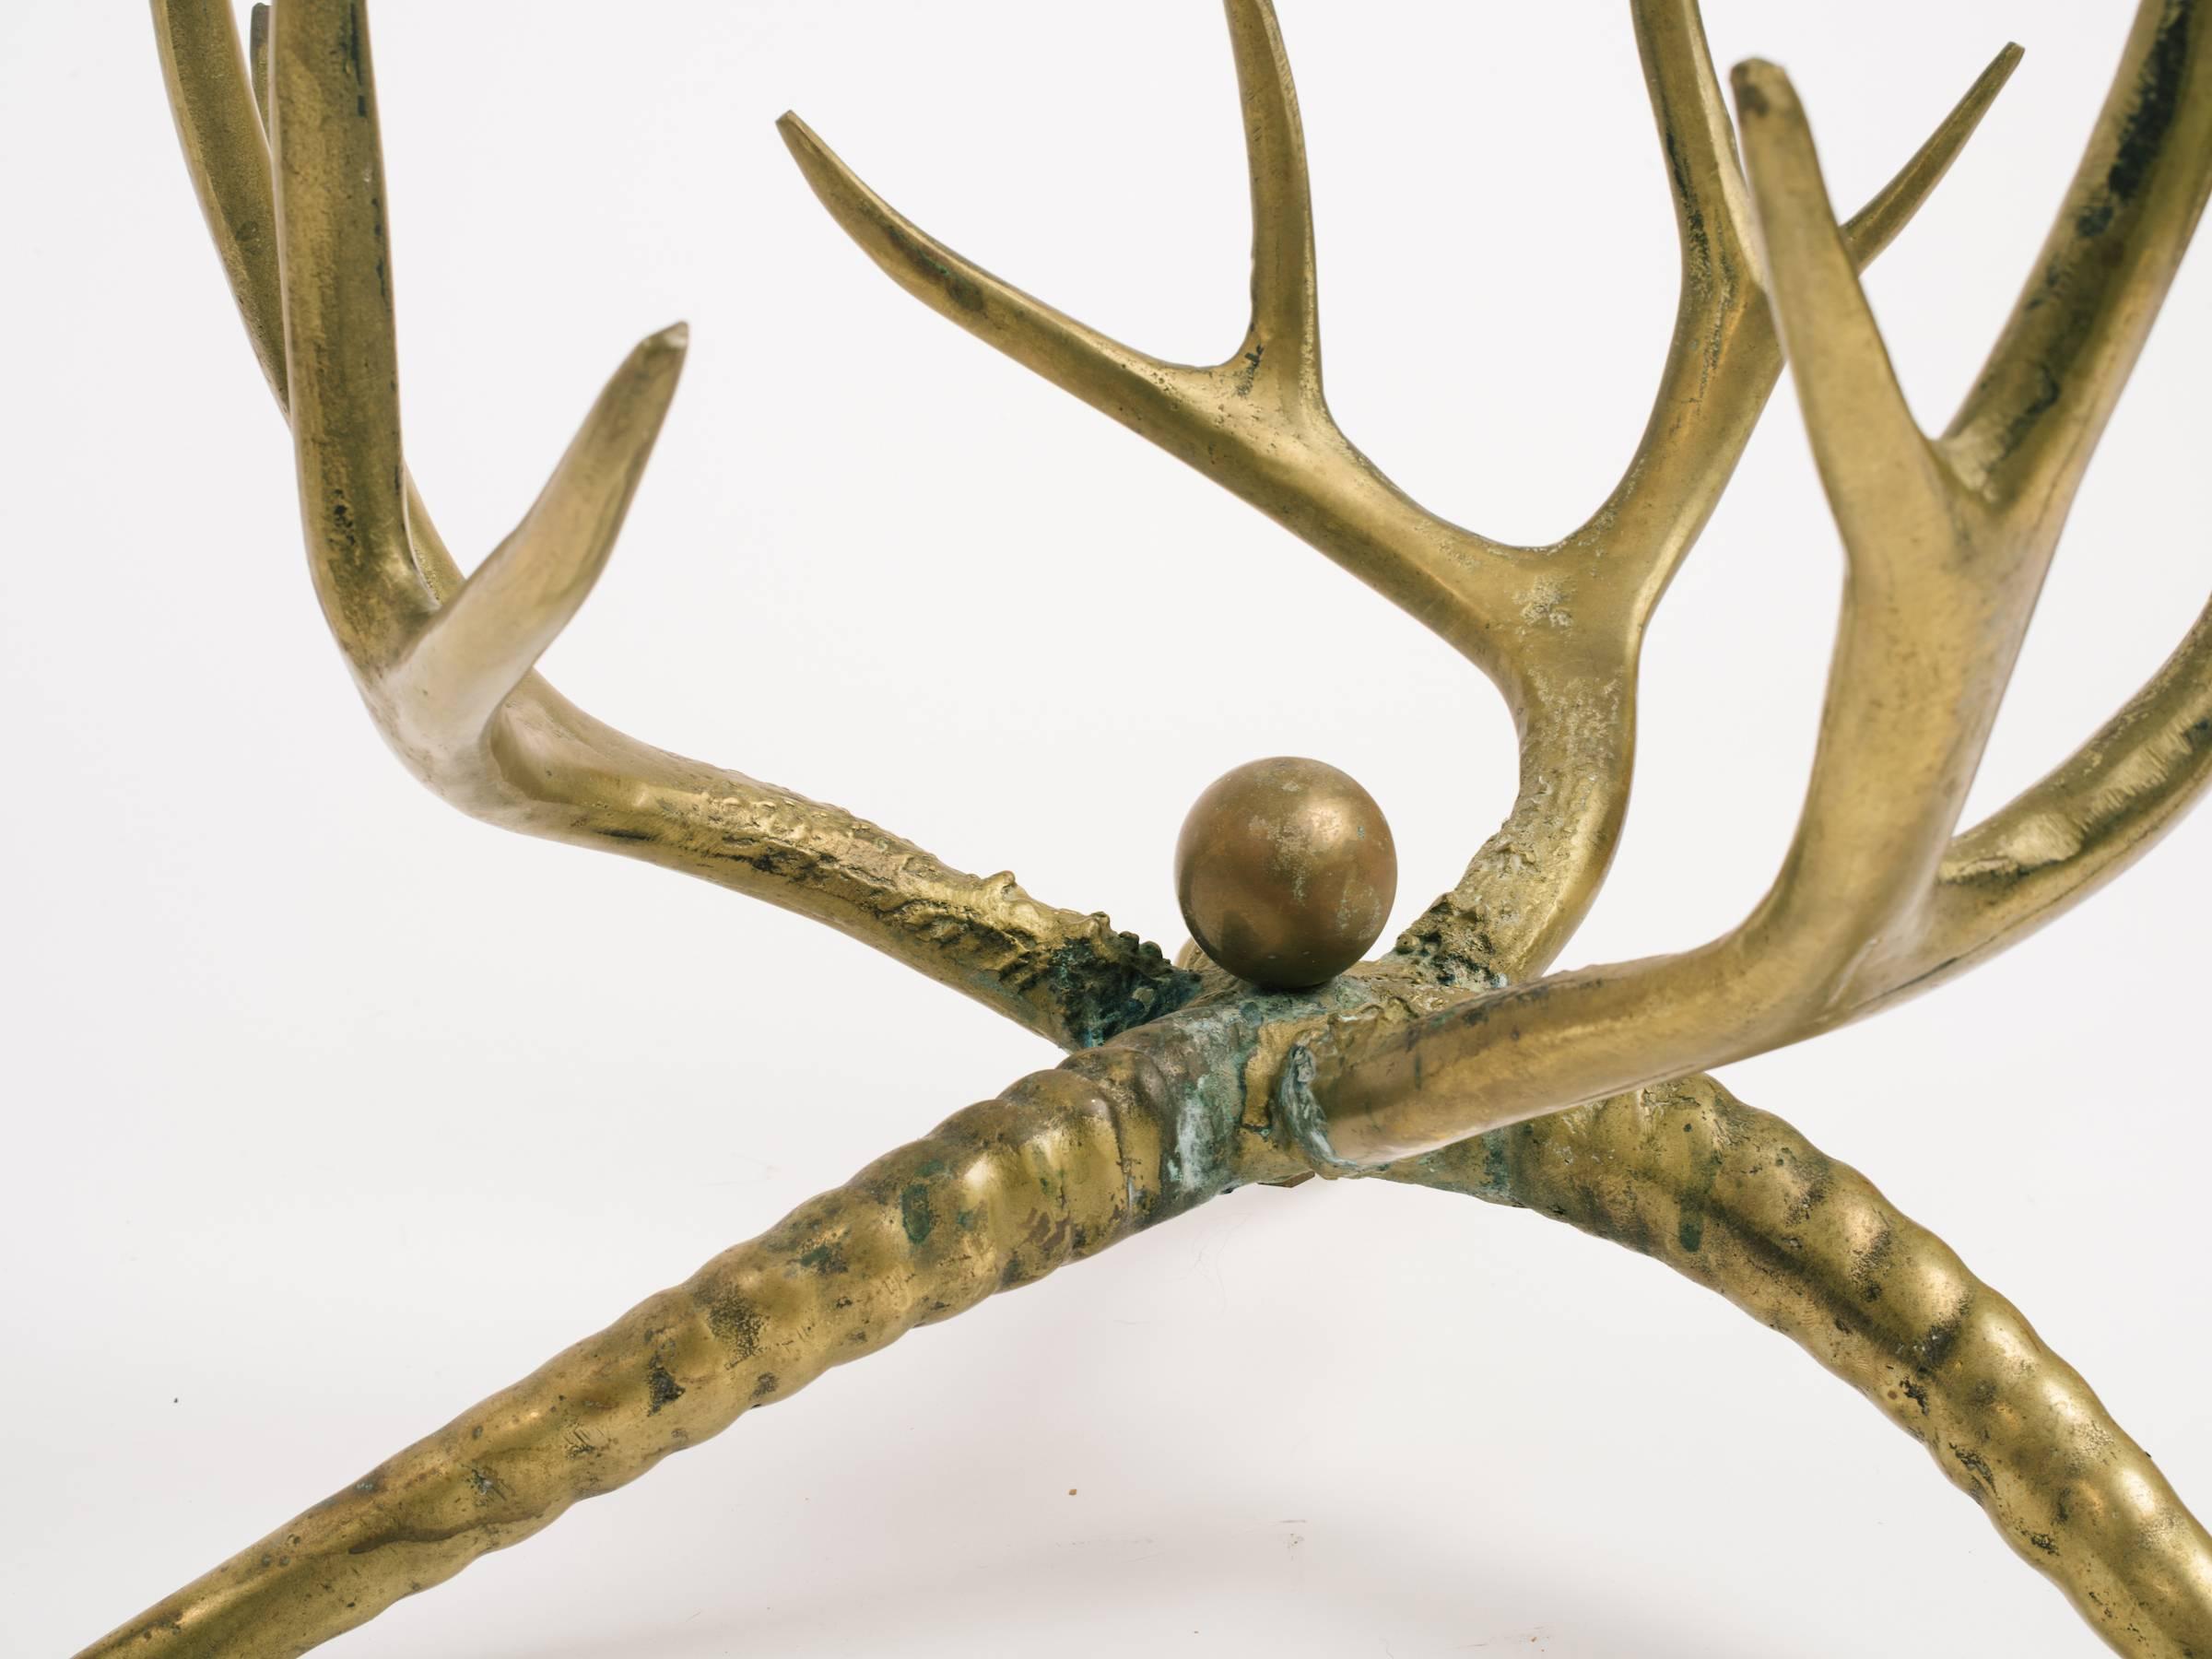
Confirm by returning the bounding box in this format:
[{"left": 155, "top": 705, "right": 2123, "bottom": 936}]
[{"left": 1174, "top": 757, "right": 1397, "bottom": 988}]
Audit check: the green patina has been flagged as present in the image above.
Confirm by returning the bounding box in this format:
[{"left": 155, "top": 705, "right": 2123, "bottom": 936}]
[
  {"left": 796, "top": 1241, "right": 847, "bottom": 1276},
  {"left": 1139, "top": 975, "right": 1404, "bottom": 1213},
  {"left": 900, "top": 1182, "right": 935, "bottom": 1245},
  {"left": 1041, "top": 934, "right": 1201, "bottom": 1049}
]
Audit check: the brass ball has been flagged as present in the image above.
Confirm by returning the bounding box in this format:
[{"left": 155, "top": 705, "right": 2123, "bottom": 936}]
[{"left": 1174, "top": 757, "right": 1397, "bottom": 989}]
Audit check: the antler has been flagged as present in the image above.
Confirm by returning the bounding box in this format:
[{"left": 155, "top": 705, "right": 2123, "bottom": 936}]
[
  {"left": 1380, "top": 1075, "right": 2212, "bottom": 1650},
  {"left": 76, "top": 1042, "right": 2212, "bottom": 1658},
  {"left": 781, "top": 0, "right": 2019, "bottom": 985},
  {"left": 1296, "top": 1, "right": 2212, "bottom": 1164},
  {"left": 150, "top": 0, "right": 1193, "bottom": 1052},
  {"left": 105, "top": 6, "right": 2212, "bottom": 1656}
]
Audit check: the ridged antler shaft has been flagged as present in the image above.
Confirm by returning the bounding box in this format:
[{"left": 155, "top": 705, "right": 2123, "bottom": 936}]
[
  {"left": 76, "top": 1017, "right": 2207, "bottom": 1658},
  {"left": 70, "top": 1041, "right": 1242, "bottom": 1659},
  {"left": 1382, "top": 1075, "right": 2212, "bottom": 1653}
]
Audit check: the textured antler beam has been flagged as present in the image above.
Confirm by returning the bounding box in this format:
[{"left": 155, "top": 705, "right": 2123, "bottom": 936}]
[
  {"left": 153, "top": 0, "right": 1191, "bottom": 1051},
  {"left": 70, "top": 1042, "right": 1249, "bottom": 1659},
  {"left": 1383, "top": 1075, "right": 2212, "bottom": 1654}
]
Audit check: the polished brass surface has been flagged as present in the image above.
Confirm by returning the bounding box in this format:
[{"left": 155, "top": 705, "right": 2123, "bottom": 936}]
[
  {"left": 1289, "top": 11, "right": 2212, "bottom": 1165},
  {"left": 100, "top": 0, "right": 2212, "bottom": 1653},
  {"left": 1175, "top": 757, "right": 1396, "bottom": 987},
  {"left": 1378, "top": 1075, "right": 2212, "bottom": 1647}
]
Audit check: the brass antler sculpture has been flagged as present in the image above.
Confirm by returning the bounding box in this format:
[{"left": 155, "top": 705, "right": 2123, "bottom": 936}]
[{"left": 94, "top": 0, "right": 2210, "bottom": 1652}]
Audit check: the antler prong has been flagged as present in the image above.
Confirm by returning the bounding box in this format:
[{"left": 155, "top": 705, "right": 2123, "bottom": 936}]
[
  {"left": 154, "top": 0, "right": 285, "bottom": 401},
  {"left": 1570, "top": 11, "right": 2019, "bottom": 609},
  {"left": 774, "top": 115, "right": 1206, "bottom": 438},
  {"left": 1290, "top": 62, "right": 2075, "bottom": 1167},
  {"left": 153, "top": 0, "right": 1190, "bottom": 1051},
  {"left": 1887, "top": 593, "right": 2212, "bottom": 1006},
  {"left": 1396, "top": 16, "right": 2020, "bottom": 983},
  {"left": 1731, "top": 59, "right": 2022, "bottom": 955},
  {"left": 1737, "top": 64, "right": 1943, "bottom": 517},
  {"left": 1842, "top": 40, "right": 2024, "bottom": 263},
  {"left": 120, "top": 4, "right": 2212, "bottom": 1655},
  {"left": 392, "top": 325, "right": 688, "bottom": 759},
  {"left": 790, "top": 0, "right": 2019, "bottom": 995},
  {"left": 270, "top": 0, "right": 424, "bottom": 665},
  {"left": 1222, "top": 0, "right": 1320, "bottom": 402},
  {"left": 1945, "top": 4, "right": 2212, "bottom": 511}
]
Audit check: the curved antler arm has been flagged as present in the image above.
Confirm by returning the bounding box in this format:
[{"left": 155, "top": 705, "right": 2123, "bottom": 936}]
[
  {"left": 153, "top": 0, "right": 1191, "bottom": 1051},
  {"left": 784, "top": 0, "right": 2018, "bottom": 990},
  {"left": 1291, "top": 14, "right": 2212, "bottom": 1165},
  {"left": 1396, "top": 18, "right": 2019, "bottom": 988},
  {"left": 1907, "top": 592, "right": 2212, "bottom": 997},
  {"left": 1563, "top": 4, "right": 2017, "bottom": 588},
  {"left": 1947, "top": 0, "right": 2212, "bottom": 513},
  {"left": 70, "top": 1030, "right": 1293, "bottom": 1659},
  {"left": 1375, "top": 1075, "right": 2212, "bottom": 1658}
]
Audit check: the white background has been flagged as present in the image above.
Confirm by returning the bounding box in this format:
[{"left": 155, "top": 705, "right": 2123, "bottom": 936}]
[{"left": 2, "top": 3, "right": 2206, "bottom": 1655}]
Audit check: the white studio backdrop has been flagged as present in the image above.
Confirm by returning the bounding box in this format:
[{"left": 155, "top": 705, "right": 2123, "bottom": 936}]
[{"left": 1, "top": 3, "right": 2206, "bottom": 1655}]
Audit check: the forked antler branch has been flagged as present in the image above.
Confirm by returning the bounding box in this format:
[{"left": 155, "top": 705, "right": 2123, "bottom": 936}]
[
  {"left": 782, "top": 0, "right": 2020, "bottom": 985},
  {"left": 151, "top": 0, "right": 1192, "bottom": 1053},
  {"left": 1296, "top": 6, "right": 2212, "bottom": 1163},
  {"left": 103, "top": 1, "right": 2212, "bottom": 1655}
]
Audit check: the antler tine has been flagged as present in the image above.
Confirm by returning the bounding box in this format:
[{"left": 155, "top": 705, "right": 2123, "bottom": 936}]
[
  {"left": 153, "top": 0, "right": 285, "bottom": 406},
  {"left": 1729, "top": 63, "right": 2033, "bottom": 947},
  {"left": 1583, "top": 2, "right": 2020, "bottom": 589},
  {"left": 388, "top": 328, "right": 689, "bottom": 768},
  {"left": 1863, "top": 1, "right": 2212, "bottom": 1004},
  {"left": 1288, "top": 2, "right": 2212, "bottom": 1160},
  {"left": 786, "top": 1, "right": 2018, "bottom": 989},
  {"left": 152, "top": 0, "right": 1192, "bottom": 1051},
  {"left": 1288, "top": 64, "right": 2067, "bottom": 1167},
  {"left": 1225, "top": 0, "right": 1320, "bottom": 406},
  {"left": 1400, "top": 7, "right": 2018, "bottom": 984},
  {"left": 269, "top": 0, "right": 429, "bottom": 668},
  {"left": 776, "top": 0, "right": 1512, "bottom": 668},
  {"left": 1946, "top": 1, "right": 2212, "bottom": 514},
  {"left": 1907, "top": 594, "right": 2212, "bottom": 999}
]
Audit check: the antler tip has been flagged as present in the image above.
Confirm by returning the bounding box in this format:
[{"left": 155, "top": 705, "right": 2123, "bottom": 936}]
[
  {"left": 1958, "top": 41, "right": 2028, "bottom": 127},
  {"left": 611, "top": 323, "right": 690, "bottom": 414},
  {"left": 774, "top": 112, "right": 844, "bottom": 194},
  {"left": 1728, "top": 58, "right": 1797, "bottom": 124}
]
